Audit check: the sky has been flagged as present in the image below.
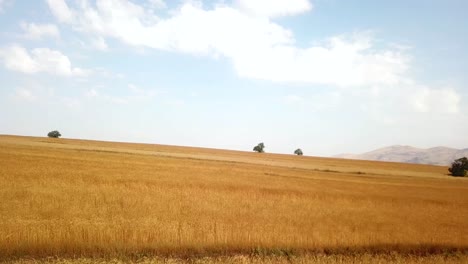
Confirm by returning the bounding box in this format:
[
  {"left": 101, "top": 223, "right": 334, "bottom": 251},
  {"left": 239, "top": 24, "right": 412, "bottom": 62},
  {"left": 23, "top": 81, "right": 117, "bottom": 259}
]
[{"left": 0, "top": 0, "right": 467, "bottom": 156}]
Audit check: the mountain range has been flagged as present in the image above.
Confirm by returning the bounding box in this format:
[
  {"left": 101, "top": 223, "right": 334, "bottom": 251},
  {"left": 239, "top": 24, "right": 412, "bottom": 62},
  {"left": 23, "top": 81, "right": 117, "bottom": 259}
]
[{"left": 335, "top": 145, "right": 468, "bottom": 166}]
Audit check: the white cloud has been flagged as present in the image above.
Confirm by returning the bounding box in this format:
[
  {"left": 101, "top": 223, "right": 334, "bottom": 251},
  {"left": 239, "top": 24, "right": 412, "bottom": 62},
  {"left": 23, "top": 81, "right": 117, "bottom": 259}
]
[
  {"left": 85, "top": 88, "right": 99, "bottom": 97},
  {"left": 0, "top": 45, "right": 90, "bottom": 77},
  {"left": 235, "top": 0, "right": 312, "bottom": 18},
  {"left": 352, "top": 82, "right": 461, "bottom": 122},
  {"left": 232, "top": 34, "right": 409, "bottom": 86},
  {"left": 46, "top": 0, "right": 74, "bottom": 22},
  {"left": 46, "top": 1, "right": 408, "bottom": 87},
  {"left": 44, "top": 0, "right": 462, "bottom": 116},
  {"left": 90, "top": 36, "right": 108, "bottom": 50},
  {"left": 21, "top": 22, "right": 60, "bottom": 39},
  {"left": 412, "top": 87, "right": 460, "bottom": 114}
]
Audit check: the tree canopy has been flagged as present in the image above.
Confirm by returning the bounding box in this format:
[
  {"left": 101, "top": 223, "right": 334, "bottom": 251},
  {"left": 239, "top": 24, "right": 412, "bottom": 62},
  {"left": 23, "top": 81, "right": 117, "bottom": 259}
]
[
  {"left": 448, "top": 157, "right": 468, "bottom": 177},
  {"left": 47, "top": 130, "right": 61, "bottom": 138},
  {"left": 294, "top": 148, "right": 303, "bottom": 156},
  {"left": 253, "top": 142, "right": 265, "bottom": 153}
]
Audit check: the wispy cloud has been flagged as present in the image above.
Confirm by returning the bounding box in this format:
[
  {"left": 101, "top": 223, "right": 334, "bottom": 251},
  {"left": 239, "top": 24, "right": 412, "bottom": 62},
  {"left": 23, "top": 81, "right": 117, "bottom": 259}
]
[
  {"left": 148, "top": 0, "right": 166, "bottom": 9},
  {"left": 45, "top": 0, "right": 407, "bottom": 87},
  {"left": 0, "top": 44, "right": 90, "bottom": 77},
  {"left": 42, "top": 0, "right": 461, "bottom": 117},
  {"left": 235, "top": 0, "right": 312, "bottom": 18},
  {"left": 90, "top": 36, "right": 108, "bottom": 51},
  {"left": 85, "top": 89, "right": 99, "bottom": 98},
  {"left": 0, "top": 0, "right": 11, "bottom": 13},
  {"left": 83, "top": 84, "right": 158, "bottom": 105},
  {"left": 411, "top": 87, "right": 460, "bottom": 114},
  {"left": 20, "top": 22, "right": 60, "bottom": 39},
  {"left": 46, "top": 0, "right": 73, "bottom": 23}
]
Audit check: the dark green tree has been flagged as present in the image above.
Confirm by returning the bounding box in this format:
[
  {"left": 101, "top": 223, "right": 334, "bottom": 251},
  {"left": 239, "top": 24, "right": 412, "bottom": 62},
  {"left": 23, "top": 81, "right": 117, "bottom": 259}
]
[
  {"left": 448, "top": 157, "right": 468, "bottom": 177},
  {"left": 253, "top": 142, "right": 265, "bottom": 153},
  {"left": 294, "top": 148, "right": 303, "bottom": 156},
  {"left": 47, "top": 130, "right": 61, "bottom": 138}
]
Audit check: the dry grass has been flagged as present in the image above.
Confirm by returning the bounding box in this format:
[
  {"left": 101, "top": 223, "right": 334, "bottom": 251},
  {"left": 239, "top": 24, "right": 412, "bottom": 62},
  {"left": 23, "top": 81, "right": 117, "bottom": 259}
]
[
  {"left": 4, "top": 254, "right": 468, "bottom": 264},
  {"left": 0, "top": 135, "right": 467, "bottom": 263}
]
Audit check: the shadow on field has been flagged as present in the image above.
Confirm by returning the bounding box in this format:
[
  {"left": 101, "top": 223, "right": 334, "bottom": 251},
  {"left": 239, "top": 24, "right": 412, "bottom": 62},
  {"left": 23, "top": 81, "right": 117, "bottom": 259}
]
[
  {"left": 2, "top": 243, "right": 467, "bottom": 261},
  {"left": 171, "top": 244, "right": 468, "bottom": 259},
  {"left": 249, "top": 244, "right": 468, "bottom": 257}
]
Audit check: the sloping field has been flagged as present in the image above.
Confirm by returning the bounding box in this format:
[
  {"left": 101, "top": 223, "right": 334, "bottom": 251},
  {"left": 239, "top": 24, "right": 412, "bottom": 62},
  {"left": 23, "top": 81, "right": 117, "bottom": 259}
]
[{"left": 0, "top": 135, "right": 467, "bottom": 263}]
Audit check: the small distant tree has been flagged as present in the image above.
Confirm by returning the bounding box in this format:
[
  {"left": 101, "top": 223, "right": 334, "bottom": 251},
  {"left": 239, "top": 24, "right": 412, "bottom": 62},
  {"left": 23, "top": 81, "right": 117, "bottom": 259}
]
[
  {"left": 448, "top": 157, "right": 468, "bottom": 177},
  {"left": 253, "top": 142, "right": 265, "bottom": 153},
  {"left": 294, "top": 148, "right": 303, "bottom": 156},
  {"left": 47, "top": 130, "right": 61, "bottom": 138}
]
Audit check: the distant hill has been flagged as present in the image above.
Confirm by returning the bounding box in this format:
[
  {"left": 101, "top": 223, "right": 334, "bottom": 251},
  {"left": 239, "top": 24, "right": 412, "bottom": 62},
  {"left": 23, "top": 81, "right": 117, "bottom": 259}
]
[{"left": 335, "top": 145, "right": 468, "bottom": 166}]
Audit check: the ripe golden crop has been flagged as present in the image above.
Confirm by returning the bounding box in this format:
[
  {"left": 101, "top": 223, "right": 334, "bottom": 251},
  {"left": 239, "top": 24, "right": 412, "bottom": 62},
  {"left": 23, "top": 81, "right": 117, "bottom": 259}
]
[{"left": 0, "top": 135, "right": 467, "bottom": 263}]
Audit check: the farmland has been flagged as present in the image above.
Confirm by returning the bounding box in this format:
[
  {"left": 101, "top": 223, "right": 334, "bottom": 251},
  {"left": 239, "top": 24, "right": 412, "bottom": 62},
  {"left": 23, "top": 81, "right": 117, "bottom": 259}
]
[{"left": 0, "top": 135, "right": 467, "bottom": 263}]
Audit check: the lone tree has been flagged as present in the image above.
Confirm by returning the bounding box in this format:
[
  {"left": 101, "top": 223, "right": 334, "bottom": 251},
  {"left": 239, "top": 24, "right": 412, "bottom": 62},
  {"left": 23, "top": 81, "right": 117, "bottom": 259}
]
[
  {"left": 253, "top": 142, "right": 265, "bottom": 153},
  {"left": 294, "top": 148, "right": 303, "bottom": 156},
  {"left": 448, "top": 157, "right": 468, "bottom": 177},
  {"left": 47, "top": 130, "right": 61, "bottom": 138}
]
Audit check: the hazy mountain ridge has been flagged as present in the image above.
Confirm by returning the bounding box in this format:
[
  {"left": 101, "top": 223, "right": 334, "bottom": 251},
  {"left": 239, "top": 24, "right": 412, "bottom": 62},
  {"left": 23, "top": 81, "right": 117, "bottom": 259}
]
[{"left": 335, "top": 145, "right": 468, "bottom": 165}]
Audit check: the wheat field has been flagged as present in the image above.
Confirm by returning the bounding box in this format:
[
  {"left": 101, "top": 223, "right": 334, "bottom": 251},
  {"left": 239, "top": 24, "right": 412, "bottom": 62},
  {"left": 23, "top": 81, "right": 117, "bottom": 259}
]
[{"left": 0, "top": 135, "right": 467, "bottom": 263}]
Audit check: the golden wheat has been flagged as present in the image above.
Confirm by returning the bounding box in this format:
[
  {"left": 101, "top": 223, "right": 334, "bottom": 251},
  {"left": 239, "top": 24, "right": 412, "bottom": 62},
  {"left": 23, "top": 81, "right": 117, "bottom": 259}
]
[{"left": 0, "top": 135, "right": 467, "bottom": 263}]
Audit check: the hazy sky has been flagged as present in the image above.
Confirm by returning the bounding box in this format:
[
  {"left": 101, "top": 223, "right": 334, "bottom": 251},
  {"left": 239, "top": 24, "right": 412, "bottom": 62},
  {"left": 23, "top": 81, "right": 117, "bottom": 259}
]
[{"left": 0, "top": 0, "right": 467, "bottom": 156}]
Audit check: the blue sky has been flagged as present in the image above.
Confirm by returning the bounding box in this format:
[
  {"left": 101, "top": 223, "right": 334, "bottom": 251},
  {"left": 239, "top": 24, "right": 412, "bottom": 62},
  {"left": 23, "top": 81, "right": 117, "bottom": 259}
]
[{"left": 0, "top": 0, "right": 467, "bottom": 156}]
